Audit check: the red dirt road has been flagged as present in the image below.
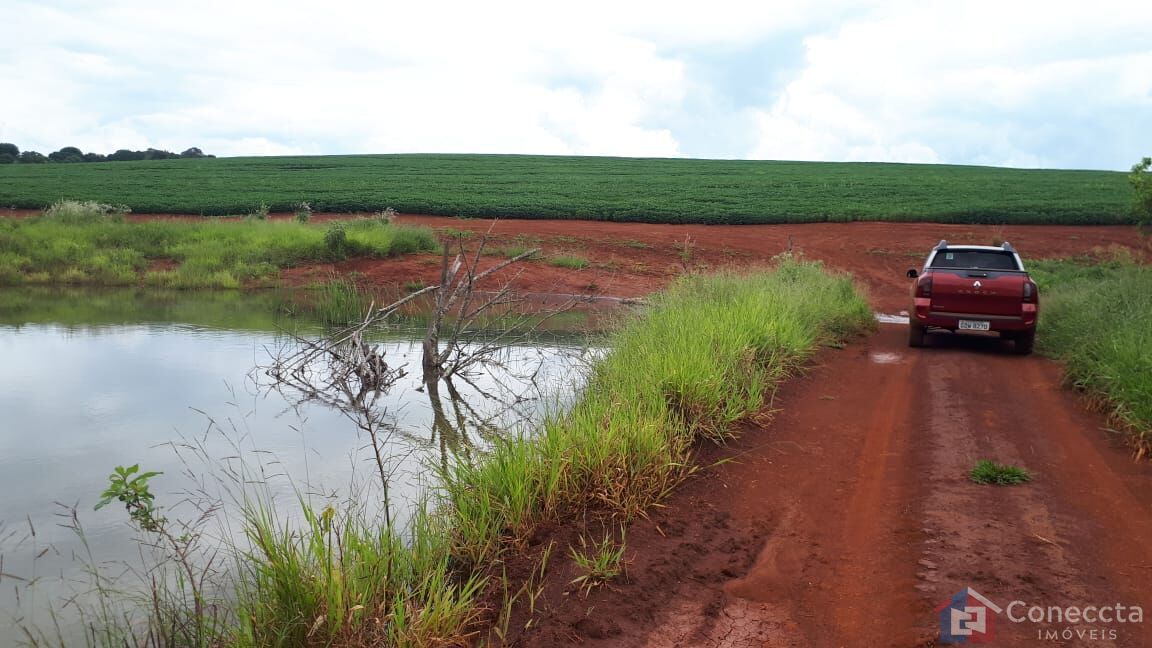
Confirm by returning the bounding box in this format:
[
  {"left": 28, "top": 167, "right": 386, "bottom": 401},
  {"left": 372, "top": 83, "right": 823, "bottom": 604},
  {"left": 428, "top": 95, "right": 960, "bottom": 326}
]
[{"left": 508, "top": 327, "right": 1152, "bottom": 647}]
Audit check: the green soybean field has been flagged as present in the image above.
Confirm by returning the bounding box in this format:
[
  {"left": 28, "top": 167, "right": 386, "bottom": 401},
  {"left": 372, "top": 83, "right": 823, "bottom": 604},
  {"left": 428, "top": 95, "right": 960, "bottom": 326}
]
[{"left": 0, "top": 154, "right": 1134, "bottom": 224}]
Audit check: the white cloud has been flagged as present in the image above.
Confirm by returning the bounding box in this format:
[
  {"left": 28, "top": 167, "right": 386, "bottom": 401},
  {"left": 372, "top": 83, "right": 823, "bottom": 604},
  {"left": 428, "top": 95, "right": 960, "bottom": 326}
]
[
  {"left": 746, "top": 0, "right": 1152, "bottom": 168},
  {"left": 0, "top": 0, "right": 1149, "bottom": 168}
]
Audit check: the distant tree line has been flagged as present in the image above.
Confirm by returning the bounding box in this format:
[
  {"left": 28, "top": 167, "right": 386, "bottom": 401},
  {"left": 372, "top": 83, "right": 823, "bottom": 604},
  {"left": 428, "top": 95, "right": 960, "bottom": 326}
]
[{"left": 0, "top": 142, "right": 214, "bottom": 164}]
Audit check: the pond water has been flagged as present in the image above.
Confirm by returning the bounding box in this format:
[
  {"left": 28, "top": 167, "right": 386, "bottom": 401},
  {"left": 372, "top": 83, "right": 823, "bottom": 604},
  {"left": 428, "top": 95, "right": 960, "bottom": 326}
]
[{"left": 0, "top": 287, "right": 597, "bottom": 643}]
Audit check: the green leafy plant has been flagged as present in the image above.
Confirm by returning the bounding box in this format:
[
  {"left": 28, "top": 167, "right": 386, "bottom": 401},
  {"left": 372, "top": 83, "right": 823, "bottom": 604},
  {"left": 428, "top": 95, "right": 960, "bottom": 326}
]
[
  {"left": 969, "top": 460, "right": 1031, "bottom": 485},
  {"left": 95, "top": 464, "right": 166, "bottom": 532},
  {"left": 568, "top": 528, "right": 626, "bottom": 596},
  {"left": 251, "top": 200, "right": 270, "bottom": 221}
]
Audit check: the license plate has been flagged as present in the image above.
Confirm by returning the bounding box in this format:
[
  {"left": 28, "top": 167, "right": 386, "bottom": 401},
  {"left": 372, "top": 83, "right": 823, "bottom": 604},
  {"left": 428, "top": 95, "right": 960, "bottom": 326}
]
[{"left": 958, "top": 320, "right": 990, "bottom": 331}]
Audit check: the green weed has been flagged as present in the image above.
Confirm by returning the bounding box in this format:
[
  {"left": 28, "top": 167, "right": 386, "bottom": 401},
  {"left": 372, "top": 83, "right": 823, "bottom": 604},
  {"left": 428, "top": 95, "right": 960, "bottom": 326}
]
[
  {"left": 568, "top": 528, "right": 626, "bottom": 596},
  {"left": 548, "top": 255, "right": 589, "bottom": 270},
  {"left": 970, "top": 460, "right": 1031, "bottom": 485}
]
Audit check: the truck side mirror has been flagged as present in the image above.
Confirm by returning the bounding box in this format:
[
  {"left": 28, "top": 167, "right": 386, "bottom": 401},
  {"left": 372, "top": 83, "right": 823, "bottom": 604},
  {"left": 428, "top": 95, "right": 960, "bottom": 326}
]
[{"left": 906, "top": 269, "right": 919, "bottom": 279}]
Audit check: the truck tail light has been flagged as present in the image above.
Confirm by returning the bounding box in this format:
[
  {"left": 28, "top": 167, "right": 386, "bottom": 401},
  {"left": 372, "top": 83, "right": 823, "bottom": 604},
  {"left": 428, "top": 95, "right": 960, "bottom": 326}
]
[
  {"left": 1023, "top": 280, "right": 1037, "bottom": 303},
  {"left": 916, "top": 276, "right": 932, "bottom": 298}
]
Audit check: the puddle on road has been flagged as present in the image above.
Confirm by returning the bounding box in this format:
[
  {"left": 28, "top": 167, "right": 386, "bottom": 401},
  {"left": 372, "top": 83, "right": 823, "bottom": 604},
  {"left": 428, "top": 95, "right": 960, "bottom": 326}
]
[
  {"left": 874, "top": 312, "right": 910, "bottom": 325},
  {"left": 869, "top": 351, "right": 905, "bottom": 364}
]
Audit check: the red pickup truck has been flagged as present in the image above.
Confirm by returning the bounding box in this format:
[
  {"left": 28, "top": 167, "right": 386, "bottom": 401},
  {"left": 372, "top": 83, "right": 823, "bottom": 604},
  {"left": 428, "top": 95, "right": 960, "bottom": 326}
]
[{"left": 906, "top": 240, "right": 1039, "bottom": 354}]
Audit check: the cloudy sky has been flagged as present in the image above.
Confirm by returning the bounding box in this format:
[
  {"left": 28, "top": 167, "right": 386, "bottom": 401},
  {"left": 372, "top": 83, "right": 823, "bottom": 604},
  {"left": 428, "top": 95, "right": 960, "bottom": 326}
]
[{"left": 2, "top": 0, "right": 1149, "bottom": 170}]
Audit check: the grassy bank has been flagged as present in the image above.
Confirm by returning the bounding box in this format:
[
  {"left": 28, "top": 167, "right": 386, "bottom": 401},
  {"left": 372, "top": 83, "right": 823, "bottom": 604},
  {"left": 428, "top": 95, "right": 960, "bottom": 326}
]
[
  {"left": 442, "top": 259, "right": 873, "bottom": 566},
  {"left": 0, "top": 154, "right": 1134, "bottom": 224},
  {"left": 23, "top": 259, "right": 871, "bottom": 647},
  {"left": 0, "top": 202, "right": 437, "bottom": 288},
  {"left": 1032, "top": 256, "right": 1152, "bottom": 455}
]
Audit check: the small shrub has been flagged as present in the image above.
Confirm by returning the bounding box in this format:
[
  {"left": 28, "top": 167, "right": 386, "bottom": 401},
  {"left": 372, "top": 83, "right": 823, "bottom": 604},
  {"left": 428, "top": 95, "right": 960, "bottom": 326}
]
[
  {"left": 251, "top": 201, "right": 270, "bottom": 221},
  {"left": 0, "top": 259, "right": 27, "bottom": 284},
  {"left": 375, "top": 206, "right": 397, "bottom": 223},
  {"left": 324, "top": 222, "right": 348, "bottom": 260},
  {"left": 293, "top": 201, "right": 312, "bottom": 223},
  {"left": 42, "top": 200, "right": 129, "bottom": 224},
  {"left": 1130, "top": 156, "right": 1152, "bottom": 229},
  {"left": 970, "top": 460, "right": 1031, "bottom": 485}
]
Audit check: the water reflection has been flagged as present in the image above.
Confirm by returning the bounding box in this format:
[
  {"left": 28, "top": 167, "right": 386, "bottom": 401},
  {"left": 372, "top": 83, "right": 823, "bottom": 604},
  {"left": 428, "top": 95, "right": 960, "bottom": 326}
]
[{"left": 0, "top": 286, "right": 600, "bottom": 644}]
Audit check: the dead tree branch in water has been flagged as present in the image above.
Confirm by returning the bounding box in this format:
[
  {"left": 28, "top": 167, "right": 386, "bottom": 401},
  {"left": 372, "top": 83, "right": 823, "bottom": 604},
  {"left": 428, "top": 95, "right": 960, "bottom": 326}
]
[
  {"left": 422, "top": 227, "right": 542, "bottom": 381},
  {"left": 262, "top": 222, "right": 594, "bottom": 504}
]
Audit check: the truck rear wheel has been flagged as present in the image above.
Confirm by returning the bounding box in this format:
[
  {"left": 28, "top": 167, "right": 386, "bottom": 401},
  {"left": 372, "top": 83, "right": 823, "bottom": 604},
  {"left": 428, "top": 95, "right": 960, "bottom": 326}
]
[
  {"left": 908, "top": 323, "right": 926, "bottom": 348},
  {"left": 1013, "top": 330, "right": 1035, "bottom": 355}
]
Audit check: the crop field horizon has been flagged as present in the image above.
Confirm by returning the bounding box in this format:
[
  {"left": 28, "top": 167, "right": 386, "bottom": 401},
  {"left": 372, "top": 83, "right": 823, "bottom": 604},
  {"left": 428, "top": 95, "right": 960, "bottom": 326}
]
[{"left": 0, "top": 153, "right": 1135, "bottom": 225}]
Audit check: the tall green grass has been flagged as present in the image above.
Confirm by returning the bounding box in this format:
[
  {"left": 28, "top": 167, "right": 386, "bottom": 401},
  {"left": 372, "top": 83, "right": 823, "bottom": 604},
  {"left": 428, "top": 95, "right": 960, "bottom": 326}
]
[
  {"left": 1032, "top": 256, "right": 1152, "bottom": 455},
  {"left": 0, "top": 154, "right": 1136, "bottom": 224},
  {"left": 231, "top": 498, "right": 484, "bottom": 648},
  {"left": 0, "top": 201, "right": 437, "bottom": 288},
  {"left": 441, "top": 258, "right": 874, "bottom": 565}
]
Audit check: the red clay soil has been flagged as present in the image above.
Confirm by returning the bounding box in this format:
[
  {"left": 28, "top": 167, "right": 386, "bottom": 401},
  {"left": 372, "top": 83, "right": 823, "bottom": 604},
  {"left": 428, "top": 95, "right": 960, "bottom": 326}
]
[{"left": 295, "top": 215, "right": 1146, "bottom": 317}]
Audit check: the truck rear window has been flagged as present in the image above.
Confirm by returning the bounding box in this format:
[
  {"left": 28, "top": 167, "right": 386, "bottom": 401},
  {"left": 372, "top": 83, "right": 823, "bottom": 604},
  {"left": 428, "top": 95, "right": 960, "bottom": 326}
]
[{"left": 930, "top": 250, "right": 1019, "bottom": 270}]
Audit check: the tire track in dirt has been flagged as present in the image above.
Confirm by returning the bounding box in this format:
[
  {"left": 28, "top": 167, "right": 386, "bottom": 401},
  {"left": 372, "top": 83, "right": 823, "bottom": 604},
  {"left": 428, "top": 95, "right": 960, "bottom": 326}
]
[
  {"left": 714, "top": 336, "right": 924, "bottom": 646},
  {"left": 510, "top": 327, "right": 929, "bottom": 646},
  {"left": 912, "top": 332, "right": 1152, "bottom": 646}
]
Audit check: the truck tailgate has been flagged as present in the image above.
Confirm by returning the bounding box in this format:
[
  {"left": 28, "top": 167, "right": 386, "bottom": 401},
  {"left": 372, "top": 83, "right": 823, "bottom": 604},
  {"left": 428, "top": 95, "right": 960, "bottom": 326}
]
[{"left": 929, "top": 270, "right": 1025, "bottom": 317}]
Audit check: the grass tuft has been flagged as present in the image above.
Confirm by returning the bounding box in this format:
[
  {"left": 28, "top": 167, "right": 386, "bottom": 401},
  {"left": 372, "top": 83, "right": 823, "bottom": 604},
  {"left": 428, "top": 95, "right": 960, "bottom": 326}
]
[
  {"left": 548, "top": 255, "right": 589, "bottom": 270},
  {"left": 568, "top": 528, "right": 626, "bottom": 596},
  {"left": 970, "top": 460, "right": 1031, "bottom": 485}
]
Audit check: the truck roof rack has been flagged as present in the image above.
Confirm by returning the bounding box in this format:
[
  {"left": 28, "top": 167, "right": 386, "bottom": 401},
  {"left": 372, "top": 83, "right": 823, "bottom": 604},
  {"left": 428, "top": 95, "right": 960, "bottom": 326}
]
[
  {"left": 1001, "top": 241, "right": 1015, "bottom": 252},
  {"left": 935, "top": 239, "right": 949, "bottom": 250}
]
